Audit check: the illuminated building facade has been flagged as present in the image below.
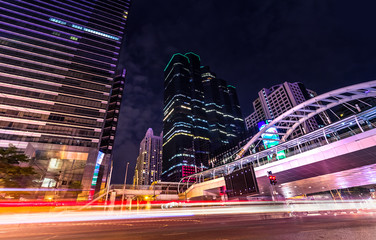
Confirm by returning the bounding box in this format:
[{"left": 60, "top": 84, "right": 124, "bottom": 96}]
[
  {"left": 133, "top": 128, "right": 163, "bottom": 186},
  {"left": 162, "top": 53, "right": 210, "bottom": 182},
  {"left": 257, "top": 120, "right": 286, "bottom": 160},
  {"left": 201, "top": 66, "right": 245, "bottom": 151},
  {"left": 245, "top": 82, "right": 330, "bottom": 139},
  {"left": 162, "top": 53, "right": 245, "bottom": 182},
  {"left": 0, "top": 0, "right": 130, "bottom": 194}
]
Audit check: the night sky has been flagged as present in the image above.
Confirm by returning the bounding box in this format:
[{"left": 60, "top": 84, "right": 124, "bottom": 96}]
[{"left": 112, "top": 0, "right": 376, "bottom": 184}]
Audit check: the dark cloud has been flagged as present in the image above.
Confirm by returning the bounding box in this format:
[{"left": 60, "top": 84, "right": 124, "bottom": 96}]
[{"left": 112, "top": 0, "right": 376, "bottom": 184}]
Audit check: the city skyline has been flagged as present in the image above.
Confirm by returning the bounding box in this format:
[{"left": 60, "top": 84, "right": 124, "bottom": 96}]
[
  {"left": 1, "top": 0, "right": 375, "bottom": 188},
  {"left": 112, "top": 0, "right": 376, "bottom": 184},
  {"left": 1, "top": 1, "right": 376, "bottom": 238}
]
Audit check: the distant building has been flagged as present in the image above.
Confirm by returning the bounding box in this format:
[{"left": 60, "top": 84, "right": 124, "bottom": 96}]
[
  {"left": 209, "top": 82, "right": 332, "bottom": 168},
  {"left": 133, "top": 128, "right": 163, "bottom": 186},
  {"left": 245, "top": 82, "right": 330, "bottom": 139},
  {"left": 162, "top": 52, "right": 245, "bottom": 182}
]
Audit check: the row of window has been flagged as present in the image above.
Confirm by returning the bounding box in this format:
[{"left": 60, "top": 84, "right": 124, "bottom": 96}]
[
  {"left": 0, "top": 121, "right": 100, "bottom": 138},
  {"left": 1, "top": 31, "right": 116, "bottom": 67},
  {"left": 0, "top": 64, "right": 109, "bottom": 93},
  {"left": 0, "top": 97, "right": 104, "bottom": 119},
  {"left": 4, "top": 40, "right": 114, "bottom": 77},
  {"left": 0, "top": 76, "right": 108, "bottom": 103},
  {"left": 0, "top": 84, "right": 107, "bottom": 110},
  {"left": 0, "top": 41, "right": 113, "bottom": 79},
  {"left": 11, "top": 0, "right": 125, "bottom": 29},
  {"left": 0, "top": 23, "right": 118, "bottom": 68},
  {"left": 0, "top": 133, "right": 97, "bottom": 147},
  {"left": 1, "top": 15, "right": 118, "bottom": 57},
  {"left": 0, "top": 108, "right": 101, "bottom": 128},
  {"left": 5, "top": 0, "right": 125, "bottom": 36},
  {"left": 0, "top": 53, "right": 111, "bottom": 84}
]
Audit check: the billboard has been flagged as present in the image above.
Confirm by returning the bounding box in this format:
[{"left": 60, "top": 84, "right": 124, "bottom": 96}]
[
  {"left": 258, "top": 120, "right": 286, "bottom": 159},
  {"left": 224, "top": 165, "right": 259, "bottom": 198},
  {"left": 91, "top": 151, "right": 105, "bottom": 187}
]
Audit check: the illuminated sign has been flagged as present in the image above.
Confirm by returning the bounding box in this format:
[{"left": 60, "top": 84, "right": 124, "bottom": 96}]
[
  {"left": 91, "top": 151, "right": 105, "bottom": 186},
  {"left": 258, "top": 120, "right": 286, "bottom": 159}
]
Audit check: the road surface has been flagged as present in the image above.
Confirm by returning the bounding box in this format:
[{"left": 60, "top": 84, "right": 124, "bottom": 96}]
[{"left": 0, "top": 213, "right": 375, "bottom": 239}]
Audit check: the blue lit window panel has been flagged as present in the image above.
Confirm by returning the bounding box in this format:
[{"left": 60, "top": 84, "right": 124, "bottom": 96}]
[
  {"left": 49, "top": 18, "right": 120, "bottom": 41},
  {"left": 49, "top": 17, "right": 67, "bottom": 25}
]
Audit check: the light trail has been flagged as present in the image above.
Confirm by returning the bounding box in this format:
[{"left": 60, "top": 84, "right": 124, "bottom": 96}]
[{"left": 0, "top": 199, "right": 375, "bottom": 225}]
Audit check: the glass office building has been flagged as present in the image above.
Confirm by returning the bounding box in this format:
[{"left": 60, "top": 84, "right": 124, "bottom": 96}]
[
  {"left": 162, "top": 53, "right": 245, "bottom": 182},
  {"left": 201, "top": 66, "right": 245, "bottom": 151},
  {"left": 0, "top": 0, "right": 130, "bottom": 194}
]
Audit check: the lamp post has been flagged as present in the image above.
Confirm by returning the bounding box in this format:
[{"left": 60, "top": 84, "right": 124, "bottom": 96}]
[
  {"left": 104, "top": 161, "right": 113, "bottom": 211},
  {"left": 121, "top": 162, "right": 129, "bottom": 213}
]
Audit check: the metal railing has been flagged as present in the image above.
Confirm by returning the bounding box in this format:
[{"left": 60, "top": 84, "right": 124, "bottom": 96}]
[
  {"left": 182, "top": 107, "right": 376, "bottom": 183},
  {"left": 110, "top": 182, "right": 182, "bottom": 195}
]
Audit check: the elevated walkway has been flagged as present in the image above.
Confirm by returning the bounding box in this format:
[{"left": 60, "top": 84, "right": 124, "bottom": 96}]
[
  {"left": 181, "top": 177, "right": 225, "bottom": 200},
  {"left": 182, "top": 108, "right": 376, "bottom": 199},
  {"left": 110, "top": 182, "right": 181, "bottom": 201}
]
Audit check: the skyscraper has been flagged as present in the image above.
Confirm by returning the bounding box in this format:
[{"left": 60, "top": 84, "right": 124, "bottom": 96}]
[
  {"left": 0, "top": 0, "right": 130, "bottom": 194},
  {"left": 162, "top": 53, "right": 245, "bottom": 182},
  {"left": 245, "top": 82, "right": 330, "bottom": 139},
  {"left": 162, "top": 53, "right": 209, "bottom": 182},
  {"left": 201, "top": 66, "right": 245, "bottom": 151},
  {"left": 133, "top": 128, "right": 163, "bottom": 186}
]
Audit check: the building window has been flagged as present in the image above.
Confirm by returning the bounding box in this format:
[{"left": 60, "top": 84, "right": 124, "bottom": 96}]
[{"left": 42, "top": 178, "right": 56, "bottom": 188}]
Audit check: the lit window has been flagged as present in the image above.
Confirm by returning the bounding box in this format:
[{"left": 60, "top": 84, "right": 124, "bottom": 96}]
[
  {"left": 49, "top": 18, "right": 120, "bottom": 41},
  {"left": 48, "top": 158, "right": 62, "bottom": 171},
  {"left": 42, "top": 178, "right": 56, "bottom": 188}
]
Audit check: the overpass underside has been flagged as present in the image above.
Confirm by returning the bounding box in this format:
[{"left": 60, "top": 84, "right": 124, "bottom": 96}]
[
  {"left": 257, "top": 147, "right": 376, "bottom": 198},
  {"left": 256, "top": 127, "right": 376, "bottom": 198}
]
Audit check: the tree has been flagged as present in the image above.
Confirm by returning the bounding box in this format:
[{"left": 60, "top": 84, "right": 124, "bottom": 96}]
[{"left": 0, "top": 144, "right": 36, "bottom": 188}]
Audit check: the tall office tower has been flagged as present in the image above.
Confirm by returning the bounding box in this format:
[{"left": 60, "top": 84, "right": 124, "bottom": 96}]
[
  {"left": 201, "top": 66, "right": 245, "bottom": 151},
  {"left": 133, "top": 128, "right": 163, "bottom": 186},
  {"left": 162, "top": 53, "right": 245, "bottom": 182},
  {"left": 245, "top": 82, "right": 330, "bottom": 139},
  {"left": 162, "top": 53, "right": 210, "bottom": 182},
  {"left": 0, "top": 0, "right": 130, "bottom": 194}
]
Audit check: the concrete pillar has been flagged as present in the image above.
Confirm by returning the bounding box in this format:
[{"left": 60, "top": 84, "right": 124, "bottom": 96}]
[{"left": 109, "top": 191, "right": 116, "bottom": 211}]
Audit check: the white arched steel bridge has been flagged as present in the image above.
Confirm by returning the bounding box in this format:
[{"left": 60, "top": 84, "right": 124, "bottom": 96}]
[
  {"left": 178, "top": 80, "right": 376, "bottom": 196},
  {"left": 236, "top": 80, "right": 376, "bottom": 159}
]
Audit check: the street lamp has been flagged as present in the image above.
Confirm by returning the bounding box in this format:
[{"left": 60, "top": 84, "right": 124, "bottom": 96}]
[{"left": 121, "top": 162, "right": 129, "bottom": 213}]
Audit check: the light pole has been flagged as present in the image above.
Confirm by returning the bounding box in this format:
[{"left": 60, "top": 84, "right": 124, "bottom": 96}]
[
  {"left": 104, "top": 161, "right": 113, "bottom": 211},
  {"left": 121, "top": 162, "right": 129, "bottom": 213}
]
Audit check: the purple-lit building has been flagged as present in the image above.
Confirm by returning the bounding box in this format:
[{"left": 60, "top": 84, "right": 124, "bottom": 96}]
[
  {"left": 133, "top": 128, "right": 163, "bottom": 186},
  {"left": 0, "top": 0, "right": 130, "bottom": 197},
  {"left": 245, "top": 82, "right": 331, "bottom": 139}
]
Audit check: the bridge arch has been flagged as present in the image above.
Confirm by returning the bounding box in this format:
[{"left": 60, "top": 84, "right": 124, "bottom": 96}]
[{"left": 236, "top": 80, "right": 376, "bottom": 159}]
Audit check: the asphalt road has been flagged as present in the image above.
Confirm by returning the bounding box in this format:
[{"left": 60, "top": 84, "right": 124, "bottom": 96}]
[{"left": 0, "top": 213, "right": 375, "bottom": 240}]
